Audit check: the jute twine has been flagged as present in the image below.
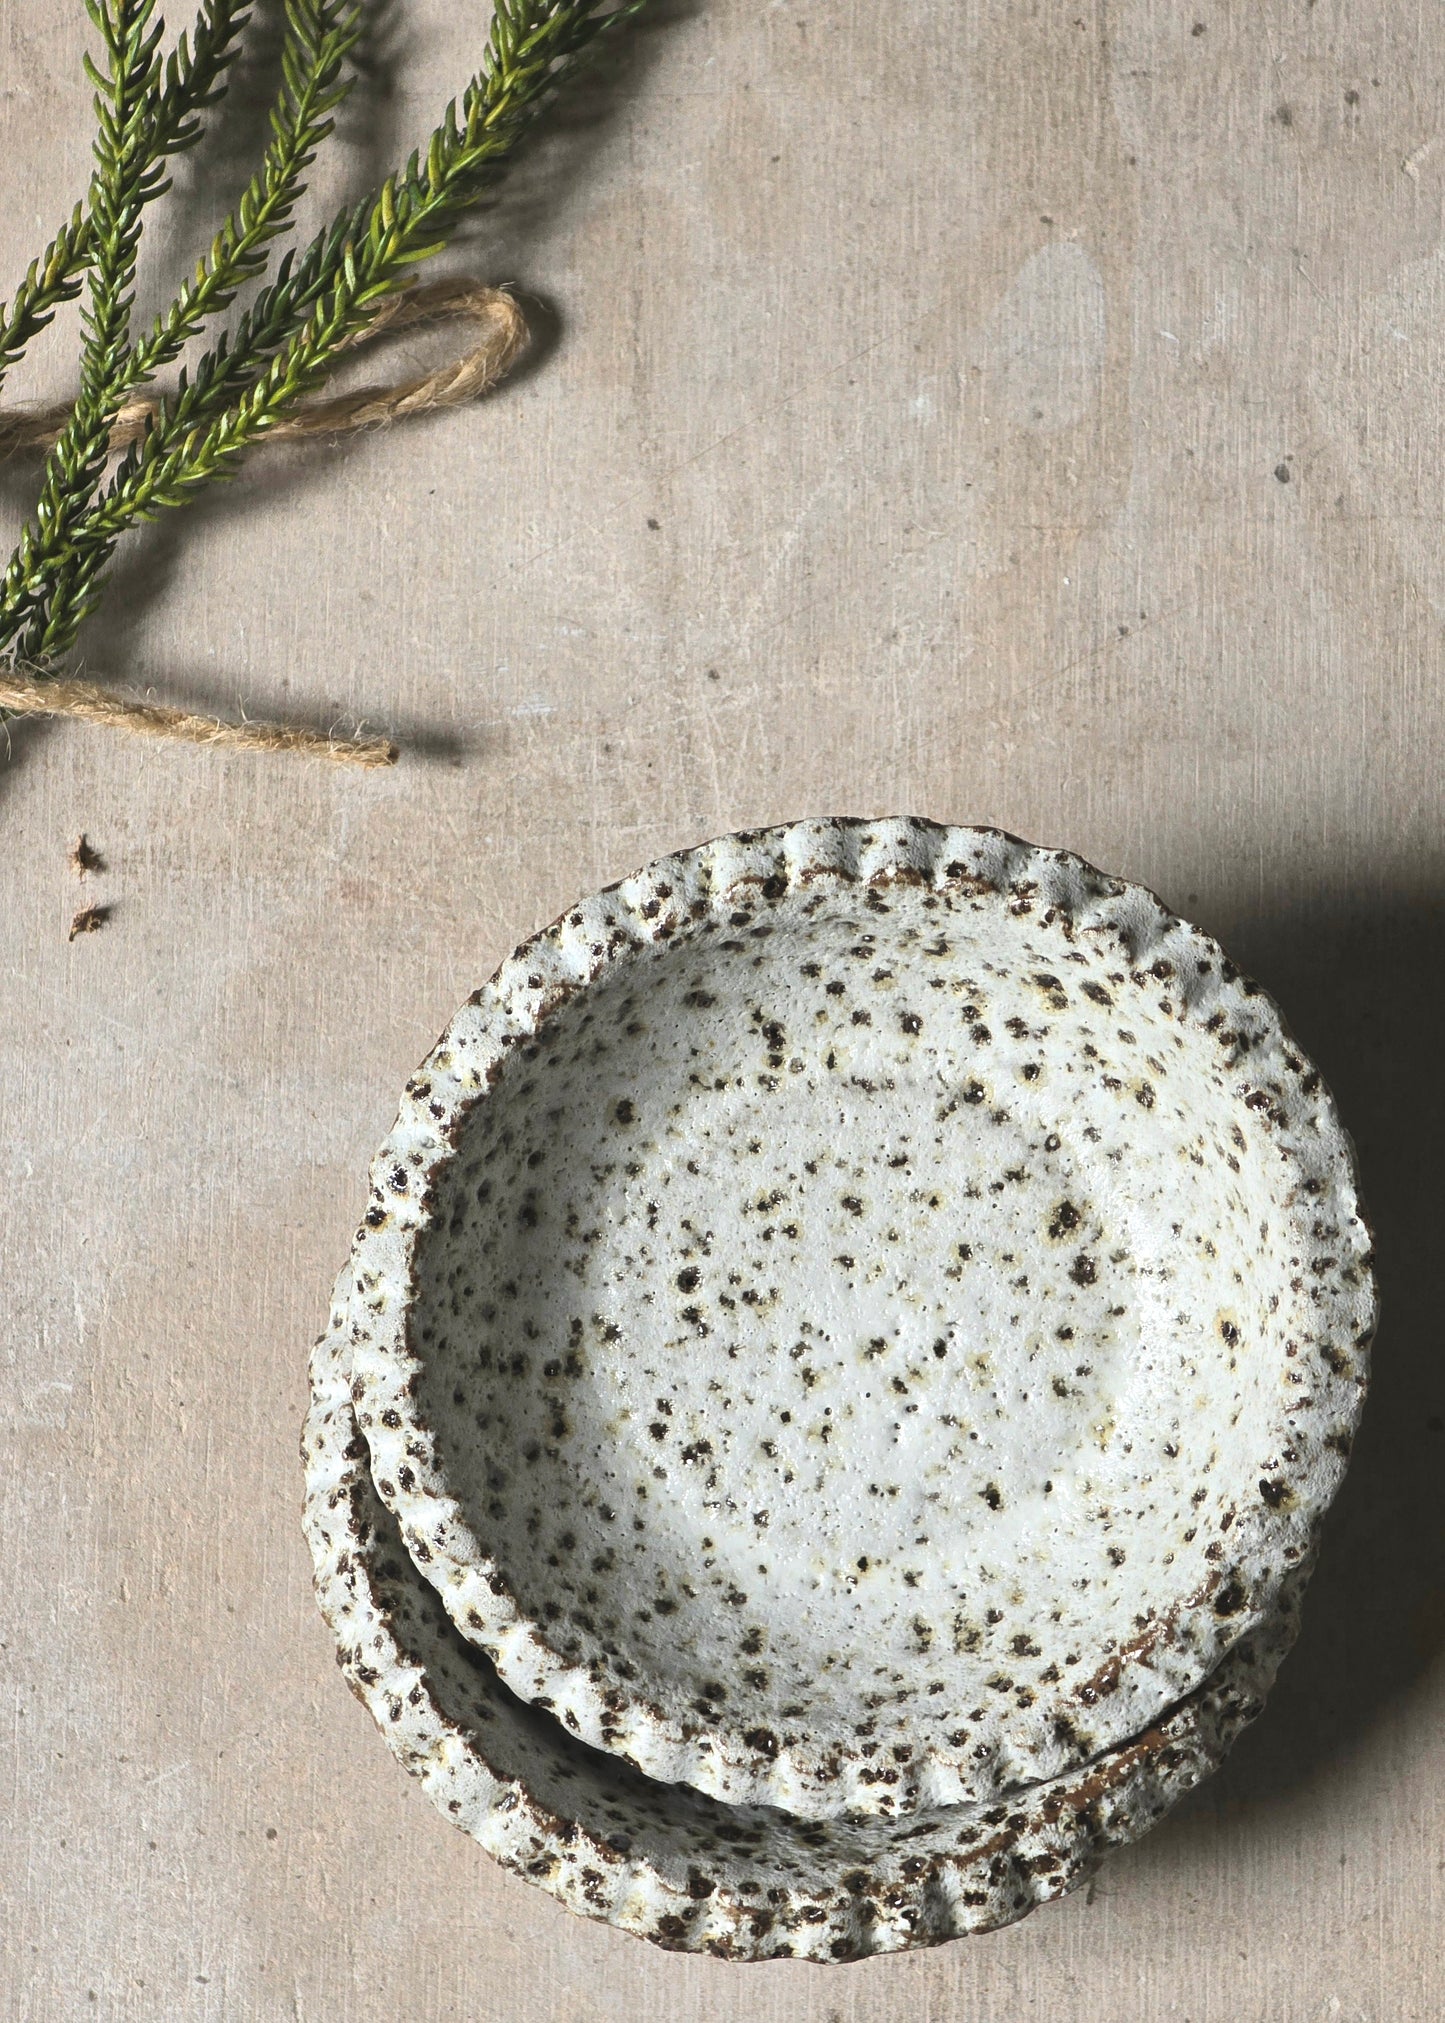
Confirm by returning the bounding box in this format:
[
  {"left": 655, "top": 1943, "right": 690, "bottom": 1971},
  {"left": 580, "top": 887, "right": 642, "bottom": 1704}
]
[{"left": 0, "top": 279, "right": 529, "bottom": 767}]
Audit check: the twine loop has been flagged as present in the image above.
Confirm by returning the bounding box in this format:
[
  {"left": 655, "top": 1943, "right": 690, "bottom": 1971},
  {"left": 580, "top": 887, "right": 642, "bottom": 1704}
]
[{"left": 0, "top": 279, "right": 529, "bottom": 765}]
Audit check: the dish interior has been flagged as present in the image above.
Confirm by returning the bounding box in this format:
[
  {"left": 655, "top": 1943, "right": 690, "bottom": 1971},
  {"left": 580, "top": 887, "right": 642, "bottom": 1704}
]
[{"left": 405, "top": 875, "right": 1307, "bottom": 1810}]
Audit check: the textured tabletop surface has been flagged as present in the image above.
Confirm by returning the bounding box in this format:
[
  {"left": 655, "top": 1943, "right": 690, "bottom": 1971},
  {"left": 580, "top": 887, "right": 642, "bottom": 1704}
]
[{"left": 2, "top": 2, "right": 1442, "bottom": 2017}]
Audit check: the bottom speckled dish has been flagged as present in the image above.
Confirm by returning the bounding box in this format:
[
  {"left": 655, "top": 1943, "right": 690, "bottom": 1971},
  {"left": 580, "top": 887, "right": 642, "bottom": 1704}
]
[{"left": 303, "top": 1306, "right": 1304, "bottom": 1962}]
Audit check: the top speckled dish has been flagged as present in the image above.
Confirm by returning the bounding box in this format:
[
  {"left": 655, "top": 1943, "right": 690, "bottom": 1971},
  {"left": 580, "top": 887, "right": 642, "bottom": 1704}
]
[{"left": 343, "top": 818, "right": 1374, "bottom": 1821}]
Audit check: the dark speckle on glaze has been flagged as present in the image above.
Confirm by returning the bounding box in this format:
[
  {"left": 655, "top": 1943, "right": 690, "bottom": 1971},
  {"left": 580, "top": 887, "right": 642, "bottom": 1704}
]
[{"left": 343, "top": 819, "right": 1375, "bottom": 1821}]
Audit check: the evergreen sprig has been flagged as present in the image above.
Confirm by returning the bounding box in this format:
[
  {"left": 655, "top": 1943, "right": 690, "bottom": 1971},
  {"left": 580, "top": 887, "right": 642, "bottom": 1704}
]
[
  {"left": 0, "top": 0, "right": 648, "bottom": 671},
  {"left": 0, "top": 0, "right": 250, "bottom": 392},
  {"left": 12, "top": 0, "right": 180, "bottom": 653}
]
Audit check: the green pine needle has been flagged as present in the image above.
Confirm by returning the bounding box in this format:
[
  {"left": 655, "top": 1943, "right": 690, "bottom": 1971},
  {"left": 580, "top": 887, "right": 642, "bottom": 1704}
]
[
  {"left": 0, "top": 0, "right": 251, "bottom": 392},
  {"left": 0, "top": 0, "right": 650, "bottom": 671},
  {"left": 8, "top": 0, "right": 176, "bottom": 658}
]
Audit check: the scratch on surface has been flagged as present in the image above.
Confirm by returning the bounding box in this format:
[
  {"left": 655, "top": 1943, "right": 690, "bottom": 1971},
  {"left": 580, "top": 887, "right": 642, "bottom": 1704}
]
[
  {"left": 7, "top": 1685, "right": 18, "bottom": 1816},
  {"left": 1052, "top": 599, "right": 1187, "bottom": 685},
  {"left": 1253, "top": 0, "right": 1284, "bottom": 76},
  {"left": 1401, "top": 135, "right": 1437, "bottom": 180},
  {"left": 728, "top": 479, "right": 836, "bottom": 650},
  {"left": 140, "top": 1761, "right": 193, "bottom": 1786},
  {"left": 0, "top": 1369, "right": 74, "bottom": 1431},
  {"left": 519, "top": 301, "right": 942, "bottom": 579},
  {"left": 1294, "top": 255, "right": 1328, "bottom": 305}
]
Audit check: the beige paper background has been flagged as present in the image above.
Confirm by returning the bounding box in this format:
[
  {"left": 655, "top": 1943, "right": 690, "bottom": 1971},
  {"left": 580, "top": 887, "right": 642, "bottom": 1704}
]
[{"left": 2, "top": 1, "right": 1442, "bottom": 2015}]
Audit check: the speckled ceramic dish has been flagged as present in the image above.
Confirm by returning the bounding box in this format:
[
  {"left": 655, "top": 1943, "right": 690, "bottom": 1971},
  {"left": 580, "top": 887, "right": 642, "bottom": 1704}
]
[
  {"left": 341, "top": 818, "right": 1373, "bottom": 1821},
  {"left": 305, "top": 1313, "right": 1306, "bottom": 1960}
]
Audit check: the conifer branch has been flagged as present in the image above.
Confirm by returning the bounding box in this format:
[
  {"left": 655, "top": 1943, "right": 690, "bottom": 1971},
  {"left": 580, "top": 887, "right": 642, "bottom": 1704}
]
[
  {"left": 0, "top": 0, "right": 651, "bottom": 676},
  {"left": 0, "top": 0, "right": 250, "bottom": 392}
]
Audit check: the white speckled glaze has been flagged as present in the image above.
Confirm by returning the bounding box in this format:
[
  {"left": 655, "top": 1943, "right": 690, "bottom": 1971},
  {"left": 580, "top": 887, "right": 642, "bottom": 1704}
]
[
  {"left": 342, "top": 819, "right": 1374, "bottom": 1820},
  {"left": 305, "top": 1314, "right": 1306, "bottom": 1960}
]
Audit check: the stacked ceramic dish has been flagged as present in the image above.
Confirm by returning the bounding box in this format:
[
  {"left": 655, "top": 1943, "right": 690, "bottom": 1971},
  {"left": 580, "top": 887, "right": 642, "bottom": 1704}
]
[{"left": 302, "top": 817, "right": 1375, "bottom": 1961}]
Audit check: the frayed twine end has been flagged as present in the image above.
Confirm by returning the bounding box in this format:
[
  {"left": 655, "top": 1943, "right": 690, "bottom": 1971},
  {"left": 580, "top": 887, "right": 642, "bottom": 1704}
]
[{"left": 0, "top": 668, "right": 398, "bottom": 766}]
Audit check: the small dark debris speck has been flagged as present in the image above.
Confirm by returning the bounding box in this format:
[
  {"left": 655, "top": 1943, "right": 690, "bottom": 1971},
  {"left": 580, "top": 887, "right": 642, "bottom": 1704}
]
[{"left": 68, "top": 903, "right": 110, "bottom": 941}]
